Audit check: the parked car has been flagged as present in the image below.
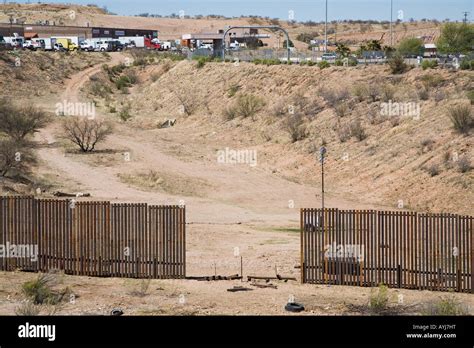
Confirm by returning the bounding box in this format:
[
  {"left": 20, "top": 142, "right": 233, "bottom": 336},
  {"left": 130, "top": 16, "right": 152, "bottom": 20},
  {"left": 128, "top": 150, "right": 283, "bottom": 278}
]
[{"left": 95, "top": 40, "right": 112, "bottom": 52}]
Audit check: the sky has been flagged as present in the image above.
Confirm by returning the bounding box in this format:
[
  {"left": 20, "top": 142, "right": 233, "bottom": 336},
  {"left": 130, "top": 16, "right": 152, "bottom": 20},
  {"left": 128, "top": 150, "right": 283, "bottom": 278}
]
[{"left": 17, "top": 0, "right": 474, "bottom": 22}]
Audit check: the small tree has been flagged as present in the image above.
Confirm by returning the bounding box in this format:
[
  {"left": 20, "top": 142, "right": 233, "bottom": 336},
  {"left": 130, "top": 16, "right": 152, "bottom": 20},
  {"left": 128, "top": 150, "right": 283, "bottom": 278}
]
[
  {"left": 449, "top": 105, "right": 473, "bottom": 135},
  {"left": 0, "top": 139, "right": 34, "bottom": 177},
  {"left": 335, "top": 43, "right": 350, "bottom": 57},
  {"left": 437, "top": 23, "right": 474, "bottom": 55},
  {"left": 388, "top": 54, "right": 408, "bottom": 74},
  {"left": 0, "top": 101, "right": 50, "bottom": 141},
  {"left": 397, "top": 37, "right": 424, "bottom": 57},
  {"left": 63, "top": 118, "right": 113, "bottom": 152}
]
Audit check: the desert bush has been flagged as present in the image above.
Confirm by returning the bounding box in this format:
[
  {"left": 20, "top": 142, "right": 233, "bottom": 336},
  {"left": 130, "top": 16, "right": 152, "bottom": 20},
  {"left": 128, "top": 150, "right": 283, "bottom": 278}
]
[
  {"left": 427, "top": 163, "right": 440, "bottom": 177},
  {"left": 233, "top": 94, "right": 265, "bottom": 119},
  {"left": 171, "top": 88, "right": 198, "bottom": 116},
  {"left": 284, "top": 113, "right": 307, "bottom": 142},
  {"left": 195, "top": 57, "right": 208, "bottom": 68},
  {"left": 21, "top": 273, "right": 69, "bottom": 305},
  {"left": 352, "top": 84, "right": 368, "bottom": 102},
  {"left": 115, "top": 75, "right": 132, "bottom": 90},
  {"left": 337, "top": 123, "right": 352, "bottom": 142},
  {"left": 417, "top": 87, "right": 429, "bottom": 101},
  {"left": 0, "top": 139, "right": 35, "bottom": 177},
  {"left": 460, "top": 59, "right": 474, "bottom": 70},
  {"left": 467, "top": 90, "right": 474, "bottom": 105},
  {"left": 223, "top": 106, "right": 238, "bottom": 121},
  {"left": 420, "top": 74, "right": 444, "bottom": 89},
  {"left": 318, "top": 61, "right": 330, "bottom": 69},
  {"left": 90, "top": 80, "right": 112, "bottom": 98},
  {"left": 390, "top": 116, "right": 401, "bottom": 127},
  {"left": 449, "top": 105, "right": 472, "bottom": 134},
  {"left": 388, "top": 54, "right": 408, "bottom": 74},
  {"left": 457, "top": 156, "right": 471, "bottom": 173},
  {"left": 124, "top": 70, "right": 138, "bottom": 84},
  {"left": 350, "top": 119, "right": 367, "bottom": 141},
  {"left": 335, "top": 103, "right": 349, "bottom": 117},
  {"left": 369, "top": 284, "right": 389, "bottom": 313},
  {"left": 421, "top": 59, "right": 438, "bottom": 70},
  {"left": 0, "top": 101, "right": 50, "bottom": 141},
  {"left": 381, "top": 84, "right": 395, "bottom": 102},
  {"left": 434, "top": 90, "right": 446, "bottom": 102},
  {"left": 366, "top": 84, "right": 380, "bottom": 103},
  {"left": 420, "top": 138, "right": 435, "bottom": 152},
  {"left": 320, "top": 88, "right": 350, "bottom": 107},
  {"left": 15, "top": 301, "right": 41, "bottom": 316},
  {"left": 271, "top": 98, "right": 289, "bottom": 117},
  {"left": 118, "top": 103, "right": 133, "bottom": 122},
  {"left": 425, "top": 295, "right": 468, "bottom": 315},
  {"left": 227, "top": 84, "right": 240, "bottom": 98},
  {"left": 63, "top": 118, "right": 113, "bottom": 152}
]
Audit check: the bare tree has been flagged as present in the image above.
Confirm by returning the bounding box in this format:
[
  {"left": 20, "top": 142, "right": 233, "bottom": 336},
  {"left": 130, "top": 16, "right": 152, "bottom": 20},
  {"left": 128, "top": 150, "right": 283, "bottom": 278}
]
[
  {"left": 0, "top": 101, "right": 50, "bottom": 141},
  {"left": 63, "top": 118, "right": 113, "bottom": 152}
]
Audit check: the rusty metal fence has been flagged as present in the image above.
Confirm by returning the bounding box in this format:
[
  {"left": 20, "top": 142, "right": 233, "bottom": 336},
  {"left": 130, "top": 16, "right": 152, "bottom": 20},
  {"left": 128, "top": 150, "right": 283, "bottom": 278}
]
[
  {"left": 301, "top": 209, "right": 473, "bottom": 293},
  {"left": 0, "top": 196, "right": 186, "bottom": 279}
]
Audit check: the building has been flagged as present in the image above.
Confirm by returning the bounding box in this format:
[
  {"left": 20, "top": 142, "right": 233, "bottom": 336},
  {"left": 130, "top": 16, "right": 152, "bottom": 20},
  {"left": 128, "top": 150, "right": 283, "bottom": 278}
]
[
  {"left": 0, "top": 23, "right": 158, "bottom": 40},
  {"left": 182, "top": 28, "right": 270, "bottom": 50},
  {"left": 0, "top": 23, "right": 24, "bottom": 37},
  {"left": 423, "top": 43, "right": 437, "bottom": 58}
]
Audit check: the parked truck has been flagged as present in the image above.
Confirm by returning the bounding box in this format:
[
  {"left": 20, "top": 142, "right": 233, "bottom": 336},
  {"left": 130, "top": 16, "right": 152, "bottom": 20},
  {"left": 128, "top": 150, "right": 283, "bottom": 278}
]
[
  {"left": 4, "top": 35, "right": 24, "bottom": 48},
  {"left": 53, "top": 38, "right": 78, "bottom": 51}
]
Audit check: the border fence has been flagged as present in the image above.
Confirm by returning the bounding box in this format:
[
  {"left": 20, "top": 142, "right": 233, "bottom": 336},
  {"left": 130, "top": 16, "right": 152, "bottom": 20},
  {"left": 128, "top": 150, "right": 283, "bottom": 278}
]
[
  {"left": 301, "top": 209, "right": 473, "bottom": 293},
  {"left": 0, "top": 196, "right": 186, "bottom": 279}
]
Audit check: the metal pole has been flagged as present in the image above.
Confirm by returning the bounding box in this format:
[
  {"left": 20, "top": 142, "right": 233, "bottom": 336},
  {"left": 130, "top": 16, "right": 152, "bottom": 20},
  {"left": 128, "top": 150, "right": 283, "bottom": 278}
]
[
  {"left": 325, "top": 0, "right": 328, "bottom": 52},
  {"left": 390, "top": 0, "right": 393, "bottom": 46}
]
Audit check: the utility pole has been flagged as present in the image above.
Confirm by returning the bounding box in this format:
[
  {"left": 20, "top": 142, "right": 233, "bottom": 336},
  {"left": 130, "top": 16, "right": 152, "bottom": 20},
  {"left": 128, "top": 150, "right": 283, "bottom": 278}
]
[
  {"left": 325, "top": 0, "right": 328, "bottom": 52},
  {"left": 390, "top": 0, "right": 393, "bottom": 46},
  {"left": 319, "top": 147, "right": 327, "bottom": 211},
  {"left": 462, "top": 12, "right": 469, "bottom": 23},
  {"left": 319, "top": 146, "right": 327, "bottom": 232}
]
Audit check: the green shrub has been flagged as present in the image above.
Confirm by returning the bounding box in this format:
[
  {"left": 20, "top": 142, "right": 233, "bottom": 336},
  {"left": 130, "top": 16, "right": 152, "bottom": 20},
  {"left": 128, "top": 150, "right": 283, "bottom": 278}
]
[
  {"left": 15, "top": 301, "right": 41, "bottom": 316},
  {"left": 467, "top": 90, "right": 474, "bottom": 105},
  {"left": 388, "top": 54, "right": 408, "bottom": 74},
  {"left": 350, "top": 119, "right": 367, "bottom": 141},
  {"left": 460, "top": 59, "right": 474, "bottom": 70},
  {"left": 318, "top": 61, "right": 330, "bottom": 69},
  {"left": 234, "top": 94, "right": 265, "bottom": 118},
  {"left": 369, "top": 284, "right": 389, "bottom": 313},
  {"left": 22, "top": 274, "right": 60, "bottom": 305},
  {"left": 227, "top": 84, "right": 240, "bottom": 98},
  {"left": 335, "top": 59, "right": 343, "bottom": 66},
  {"left": 421, "top": 59, "right": 438, "bottom": 70},
  {"left": 119, "top": 103, "right": 133, "bottom": 122},
  {"left": 425, "top": 295, "right": 468, "bottom": 315},
  {"left": 284, "top": 113, "right": 307, "bottom": 142},
  {"left": 196, "top": 57, "right": 206, "bottom": 68},
  {"left": 225, "top": 94, "right": 265, "bottom": 120},
  {"left": 115, "top": 75, "right": 131, "bottom": 90},
  {"left": 449, "top": 105, "right": 473, "bottom": 134}
]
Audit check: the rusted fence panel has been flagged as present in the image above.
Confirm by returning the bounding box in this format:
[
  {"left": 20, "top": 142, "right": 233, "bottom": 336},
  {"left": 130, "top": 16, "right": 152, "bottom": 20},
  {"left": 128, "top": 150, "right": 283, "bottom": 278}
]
[
  {"left": 301, "top": 208, "right": 473, "bottom": 293},
  {"left": 0, "top": 196, "right": 185, "bottom": 279}
]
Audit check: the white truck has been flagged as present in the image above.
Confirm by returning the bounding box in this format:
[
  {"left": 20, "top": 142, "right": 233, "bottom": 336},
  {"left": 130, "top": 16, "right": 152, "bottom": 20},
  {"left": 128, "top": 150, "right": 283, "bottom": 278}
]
[
  {"left": 4, "top": 35, "right": 24, "bottom": 48},
  {"left": 118, "top": 36, "right": 145, "bottom": 48}
]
